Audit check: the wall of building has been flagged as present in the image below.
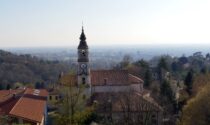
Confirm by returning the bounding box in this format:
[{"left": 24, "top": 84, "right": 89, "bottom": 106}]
[
  {"left": 102, "top": 111, "right": 161, "bottom": 125},
  {"left": 48, "top": 94, "right": 59, "bottom": 104},
  {"left": 91, "top": 84, "right": 143, "bottom": 93}
]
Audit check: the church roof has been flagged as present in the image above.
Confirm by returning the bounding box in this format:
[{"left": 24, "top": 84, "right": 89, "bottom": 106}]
[
  {"left": 60, "top": 70, "right": 144, "bottom": 86},
  {"left": 91, "top": 70, "right": 143, "bottom": 86}
]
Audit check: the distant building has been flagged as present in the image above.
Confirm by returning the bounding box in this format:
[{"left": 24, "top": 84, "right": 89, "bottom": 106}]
[
  {"left": 59, "top": 27, "right": 163, "bottom": 125},
  {"left": 0, "top": 88, "right": 48, "bottom": 125}
]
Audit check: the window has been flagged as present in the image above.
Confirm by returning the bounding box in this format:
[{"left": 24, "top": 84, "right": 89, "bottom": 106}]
[
  {"left": 104, "top": 78, "right": 107, "bottom": 85},
  {"left": 49, "top": 96, "right": 52, "bottom": 100},
  {"left": 151, "top": 114, "right": 157, "bottom": 125},
  {"left": 82, "top": 77, "right": 86, "bottom": 84},
  {"left": 55, "top": 96, "right": 58, "bottom": 100}
]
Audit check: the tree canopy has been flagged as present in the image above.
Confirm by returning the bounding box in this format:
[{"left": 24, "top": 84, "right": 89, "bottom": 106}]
[{"left": 179, "top": 83, "right": 210, "bottom": 125}]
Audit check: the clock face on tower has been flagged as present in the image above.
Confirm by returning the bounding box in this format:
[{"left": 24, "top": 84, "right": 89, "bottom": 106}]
[
  {"left": 81, "top": 50, "right": 86, "bottom": 56},
  {"left": 79, "top": 63, "right": 87, "bottom": 75},
  {"left": 81, "top": 64, "right": 87, "bottom": 68}
]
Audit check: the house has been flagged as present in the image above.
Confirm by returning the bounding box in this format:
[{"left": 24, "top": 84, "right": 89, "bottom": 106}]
[
  {"left": 88, "top": 92, "right": 163, "bottom": 125},
  {"left": 48, "top": 88, "right": 60, "bottom": 104},
  {"left": 0, "top": 88, "right": 48, "bottom": 125}
]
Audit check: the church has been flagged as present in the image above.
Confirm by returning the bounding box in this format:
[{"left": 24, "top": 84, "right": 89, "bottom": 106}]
[
  {"left": 60, "top": 27, "right": 163, "bottom": 125},
  {"left": 65, "top": 27, "right": 145, "bottom": 94}
]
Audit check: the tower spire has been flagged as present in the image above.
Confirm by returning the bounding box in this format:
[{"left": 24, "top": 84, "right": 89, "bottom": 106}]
[
  {"left": 78, "top": 25, "right": 88, "bottom": 49},
  {"left": 82, "top": 25, "right": 84, "bottom": 35}
]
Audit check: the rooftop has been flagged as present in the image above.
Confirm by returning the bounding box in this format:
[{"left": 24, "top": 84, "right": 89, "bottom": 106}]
[
  {"left": 60, "top": 70, "right": 144, "bottom": 86},
  {"left": 0, "top": 88, "right": 48, "bottom": 123}
]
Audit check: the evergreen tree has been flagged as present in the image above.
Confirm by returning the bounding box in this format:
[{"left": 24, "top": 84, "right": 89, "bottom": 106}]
[
  {"left": 134, "top": 59, "right": 149, "bottom": 68},
  {"left": 144, "top": 69, "right": 152, "bottom": 87},
  {"left": 0, "top": 84, "right": 3, "bottom": 90},
  {"left": 35, "top": 82, "right": 41, "bottom": 89},
  {"left": 158, "top": 57, "right": 168, "bottom": 71},
  {"left": 200, "top": 67, "right": 208, "bottom": 74},
  {"left": 6, "top": 84, "right": 11, "bottom": 90},
  {"left": 160, "top": 80, "right": 174, "bottom": 102},
  {"left": 184, "top": 70, "right": 194, "bottom": 95},
  {"left": 157, "top": 57, "right": 169, "bottom": 81}
]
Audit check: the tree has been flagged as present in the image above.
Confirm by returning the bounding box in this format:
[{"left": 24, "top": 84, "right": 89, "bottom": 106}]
[
  {"left": 157, "top": 57, "right": 169, "bottom": 81},
  {"left": 179, "top": 84, "right": 210, "bottom": 125},
  {"left": 184, "top": 70, "right": 194, "bottom": 95},
  {"left": 200, "top": 66, "right": 208, "bottom": 74},
  {"left": 178, "top": 56, "right": 188, "bottom": 64},
  {"left": 192, "top": 73, "right": 210, "bottom": 96},
  {"left": 134, "top": 59, "right": 149, "bottom": 68},
  {"left": 144, "top": 69, "right": 152, "bottom": 88},
  {"left": 120, "top": 54, "right": 133, "bottom": 69},
  {"left": 35, "top": 82, "right": 41, "bottom": 89},
  {"left": 6, "top": 84, "right": 11, "bottom": 90},
  {"left": 0, "top": 84, "right": 3, "bottom": 90},
  {"left": 160, "top": 80, "right": 174, "bottom": 102},
  {"left": 158, "top": 57, "right": 168, "bottom": 71},
  {"left": 55, "top": 72, "right": 96, "bottom": 125},
  {"left": 206, "top": 53, "right": 210, "bottom": 60}
]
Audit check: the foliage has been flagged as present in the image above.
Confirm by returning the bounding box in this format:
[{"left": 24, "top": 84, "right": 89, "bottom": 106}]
[
  {"left": 179, "top": 84, "right": 210, "bottom": 125},
  {"left": 192, "top": 73, "right": 210, "bottom": 95},
  {"left": 0, "top": 50, "right": 70, "bottom": 87},
  {"left": 144, "top": 69, "right": 152, "bottom": 87},
  {"left": 6, "top": 84, "right": 11, "bottom": 90},
  {"left": 54, "top": 71, "right": 97, "bottom": 125},
  {"left": 157, "top": 57, "right": 169, "bottom": 81},
  {"left": 73, "top": 107, "right": 98, "bottom": 125},
  {"left": 160, "top": 80, "right": 174, "bottom": 102},
  {"left": 158, "top": 57, "right": 169, "bottom": 71},
  {"left": 184, "top": 70, "right": 194, "bottom": 95}
]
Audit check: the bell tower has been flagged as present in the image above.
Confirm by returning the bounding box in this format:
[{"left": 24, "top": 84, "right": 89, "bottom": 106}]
[{"left": 77, "top": 26, "right": 91, "bottom": 86}]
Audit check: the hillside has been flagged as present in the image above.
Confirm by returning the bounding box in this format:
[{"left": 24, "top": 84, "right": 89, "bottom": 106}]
[{"left": 0, "top": 50, "right": 71, "bottom": 88}]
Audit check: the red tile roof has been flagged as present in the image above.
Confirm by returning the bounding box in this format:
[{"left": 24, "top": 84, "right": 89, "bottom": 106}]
[
  {"left": 60, "top": 70, "right": 143, "bottom": 86},
  {"left": 91, "top": 70, "right": 129, "bottom": 86},
  {"left": 0, "top": 88, "right": 48, "bottom": 123},
  {"left": 0, "top": 89, "right": 25, "bottom": 115},
  {"left": 9, "top": 88, "right": 48, "bottom": 123},
  {"left": 91, "top": 70, "right": 143, "bottom": 86},
  {"left": 0, "top": 97, "right": 20, "bottom": 115},
  {"left": 0, "top": 89, "right": 24, "bottom": 103},
  {"left": 24, "top": 88, "right": 48, "bottom": 97}
]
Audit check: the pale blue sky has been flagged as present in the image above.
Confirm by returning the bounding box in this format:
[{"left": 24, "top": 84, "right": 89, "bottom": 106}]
[{"left": 0, "top": 0, "right": 210, "bottom": 47}]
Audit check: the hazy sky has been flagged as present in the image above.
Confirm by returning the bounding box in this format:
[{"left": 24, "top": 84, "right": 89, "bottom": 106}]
[{"left": 0, "top": 0, "right": 210, "bottom": 47}]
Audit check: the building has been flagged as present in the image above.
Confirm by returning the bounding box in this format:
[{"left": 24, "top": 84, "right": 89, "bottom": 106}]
[
  {"left": 60, "top": 27, "right": 163, "bottom": 125},
  {"left": 47, "top": 88, "right": 61, "bottom": 106},
  {"left": 0, "top": 88, "right": 48, "bottom": 125}
]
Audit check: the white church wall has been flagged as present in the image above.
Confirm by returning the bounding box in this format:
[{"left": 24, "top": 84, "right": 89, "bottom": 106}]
[
  {"left": 92, "top": 85, "right": 130, "bottom": 93},
  {"left": 92, "top": 84, "right": 143, "bottom": 93}
]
